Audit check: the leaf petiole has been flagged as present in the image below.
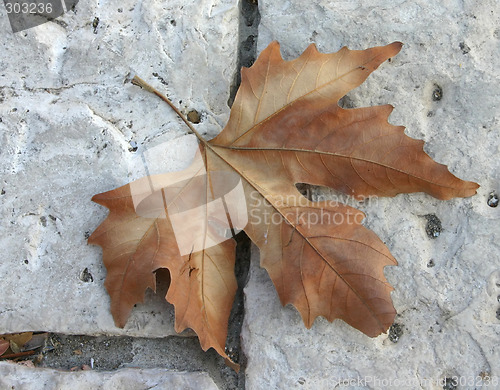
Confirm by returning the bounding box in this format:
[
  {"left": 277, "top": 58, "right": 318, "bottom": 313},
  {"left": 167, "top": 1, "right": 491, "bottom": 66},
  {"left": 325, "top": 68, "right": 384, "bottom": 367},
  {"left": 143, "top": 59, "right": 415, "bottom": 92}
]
[{"left": 131, "top": 75, "right": 206, "bottom": 145}]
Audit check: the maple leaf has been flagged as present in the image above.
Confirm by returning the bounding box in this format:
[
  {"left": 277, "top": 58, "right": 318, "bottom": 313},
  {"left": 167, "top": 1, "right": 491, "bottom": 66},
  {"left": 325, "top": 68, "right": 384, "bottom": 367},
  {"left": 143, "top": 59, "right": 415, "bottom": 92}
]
[{"left": 89, "top": 41, "right": 478, "bottom": 368}]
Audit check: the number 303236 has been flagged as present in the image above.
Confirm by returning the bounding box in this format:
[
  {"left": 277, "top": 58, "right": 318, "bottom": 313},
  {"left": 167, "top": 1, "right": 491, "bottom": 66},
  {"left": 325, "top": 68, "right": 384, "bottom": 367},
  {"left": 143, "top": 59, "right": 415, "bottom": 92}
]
[{"left": 5, "top": 2, "right": 53, "bottom": 14}]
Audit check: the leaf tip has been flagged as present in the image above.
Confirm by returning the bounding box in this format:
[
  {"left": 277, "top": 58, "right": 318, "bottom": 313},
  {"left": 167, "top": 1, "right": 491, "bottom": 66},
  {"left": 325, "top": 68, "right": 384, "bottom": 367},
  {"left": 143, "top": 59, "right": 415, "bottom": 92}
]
[
  {"left": 268, "top": 40, "right": 280, "bottom": 49},
  {"left": 87, "top": 232, "right": 97, "bottom": 245},
  {"left": 114, "top": 318, "right": 127, "bottom": 329},
  {"left": 109, "top": 300, "right": 130, "bottom": 329},
  {"left": 263, "top": 40, "right": 284, "bottom": 62},
  {"left": 266, "top": 40, "right": 281, "bottom": 55},
  {"left": 305, "top": 42, "right": 320, "bottom": 54},
  {"left": 389, "top": 41, "right": 403, "bottom": 54},
  {"left": 91, "top": 192, "right": 108, "bottom": 207},
  {"left": 375, "top": 42, "right": 403, "bottom": 64},
  {"left": 440, "top": 177, "right": 480, "bottom": 200},
  {"left": 225, "top": 358, "right": 240, "bottom": 372},
  {"left": 466, "top": 181, "right": 480, "bottom": 197}
]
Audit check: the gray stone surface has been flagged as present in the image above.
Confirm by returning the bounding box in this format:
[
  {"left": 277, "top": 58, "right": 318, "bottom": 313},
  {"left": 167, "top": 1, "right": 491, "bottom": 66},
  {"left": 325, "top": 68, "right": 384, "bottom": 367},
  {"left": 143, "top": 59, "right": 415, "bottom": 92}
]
[
  {"left": 0, "top": 362, "right": 219, "bottom": 390},
  {"left": 2, "top": 0, "right": 500, "bottom": 388},
  {"left": 0, "top": 0, "right": 238, "bottom": 337},
  {"left": 243, "top": 0, "right": 500, "bottom": 388}
]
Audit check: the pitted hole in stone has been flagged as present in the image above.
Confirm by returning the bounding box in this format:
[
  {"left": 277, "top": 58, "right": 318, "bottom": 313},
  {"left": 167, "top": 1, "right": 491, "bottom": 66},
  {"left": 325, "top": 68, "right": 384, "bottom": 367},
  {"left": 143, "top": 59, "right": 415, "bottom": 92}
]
[{"left": 487, "top": 192, "right": 499, "bottom": 208}]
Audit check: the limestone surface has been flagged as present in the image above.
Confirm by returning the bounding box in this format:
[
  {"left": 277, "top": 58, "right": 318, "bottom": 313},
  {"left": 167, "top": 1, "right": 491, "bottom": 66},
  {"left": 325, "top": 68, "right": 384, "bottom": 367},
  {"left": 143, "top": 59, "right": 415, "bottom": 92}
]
[
  {"left": 243, "top": 0, "right": 500, "bottom": 388},
  {"left": 0, "top": 362, "right": 219, "bottom": 390},
  {"left": 0, "top": 0, "right": 238, "bottom": 337},
  {"left": 1, "top": 0, "right": 499, "bottom": 388}
]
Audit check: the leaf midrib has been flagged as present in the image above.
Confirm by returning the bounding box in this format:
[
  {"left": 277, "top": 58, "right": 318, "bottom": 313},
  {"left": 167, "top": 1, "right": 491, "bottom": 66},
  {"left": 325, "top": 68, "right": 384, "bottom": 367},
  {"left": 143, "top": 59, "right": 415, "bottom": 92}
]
[{"left": 215, "top": 145, "right": 460, "bottom": 191}]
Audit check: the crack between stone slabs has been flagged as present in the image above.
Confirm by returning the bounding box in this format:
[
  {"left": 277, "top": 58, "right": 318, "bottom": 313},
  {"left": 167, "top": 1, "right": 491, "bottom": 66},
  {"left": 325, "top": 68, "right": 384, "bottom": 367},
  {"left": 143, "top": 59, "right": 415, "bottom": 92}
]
[
  {"left": 222, "top": 0, "right": 260, "bottom": 387},
  {"left": 227, "top": 0, "right": 261, "bottom": 108},
  {"left": 15, "top": 333, "right": 236, "bottom": 389},
  {"left": 7, "top": 236, "right": 251, "bottom": 389}
]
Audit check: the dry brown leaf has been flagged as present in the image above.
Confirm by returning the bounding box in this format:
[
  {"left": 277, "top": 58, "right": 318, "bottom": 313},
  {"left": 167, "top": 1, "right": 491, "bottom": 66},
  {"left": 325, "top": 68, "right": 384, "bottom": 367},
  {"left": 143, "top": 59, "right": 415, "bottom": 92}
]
[
  {"left": 4, "top": 332, "right": 33, "bottom": 354},
  {"left": 0, "top": 339, "right": 9, "bottom": 356},
  {"left": 21, "top": 332, "right": 48, "bottom": 352},
  {"left": 89, "top": 41, "right": 478, "bottom": 367}
]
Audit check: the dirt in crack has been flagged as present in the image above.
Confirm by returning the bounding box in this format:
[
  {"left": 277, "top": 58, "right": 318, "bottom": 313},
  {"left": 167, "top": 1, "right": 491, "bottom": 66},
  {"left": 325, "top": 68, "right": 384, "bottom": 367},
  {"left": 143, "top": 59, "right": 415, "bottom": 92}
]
[
  {"left": 222, "top": 0, "right": 260, "bottom": 385},
  {"left": 228, "top": 0, "right": 261, "bottom": 107},
  {"left": 225, "top": 231, "right": 251, "bottom": 386},
  {"left": 25, "top": 333, "right": 234, "bottom": 390}
]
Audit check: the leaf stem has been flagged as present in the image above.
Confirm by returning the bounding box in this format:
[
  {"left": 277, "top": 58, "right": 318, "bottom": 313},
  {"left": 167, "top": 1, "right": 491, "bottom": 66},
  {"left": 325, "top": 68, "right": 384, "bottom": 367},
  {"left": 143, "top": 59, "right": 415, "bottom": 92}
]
[
  {"left": 0, "top": 350, "right": 35, "bottom": 360},
  {"left": 131, "top": 76, "right": 206, "bottom": 144}
]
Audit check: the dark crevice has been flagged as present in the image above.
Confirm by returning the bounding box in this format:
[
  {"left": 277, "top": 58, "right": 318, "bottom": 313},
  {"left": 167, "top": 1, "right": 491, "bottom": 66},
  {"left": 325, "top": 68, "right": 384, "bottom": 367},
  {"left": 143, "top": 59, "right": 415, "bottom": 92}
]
[
  {"left": 223, "top": 0, "right": 260, "bottom": 387},
  {"left": 228, "top": 0, "right": 261, "bottom": 108},
  {"left": 33, "top": 333, "right": 242, "bottom": 390},
  {"left": 224, "top": 231, "right": 251, "bottom": 388}
]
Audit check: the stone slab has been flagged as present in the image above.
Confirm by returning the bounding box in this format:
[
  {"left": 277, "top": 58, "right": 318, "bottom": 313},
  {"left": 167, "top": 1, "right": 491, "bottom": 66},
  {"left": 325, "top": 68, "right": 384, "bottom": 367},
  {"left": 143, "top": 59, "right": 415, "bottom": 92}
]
[
  {"left": 243, "top": 0, "right": 500, "bottom": 388},
  {"left": 0, "top": 362, "right": 219, "bottom": 390},
  {"left": 0, "top": 0, "right": 238, "bottom": 337}
]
